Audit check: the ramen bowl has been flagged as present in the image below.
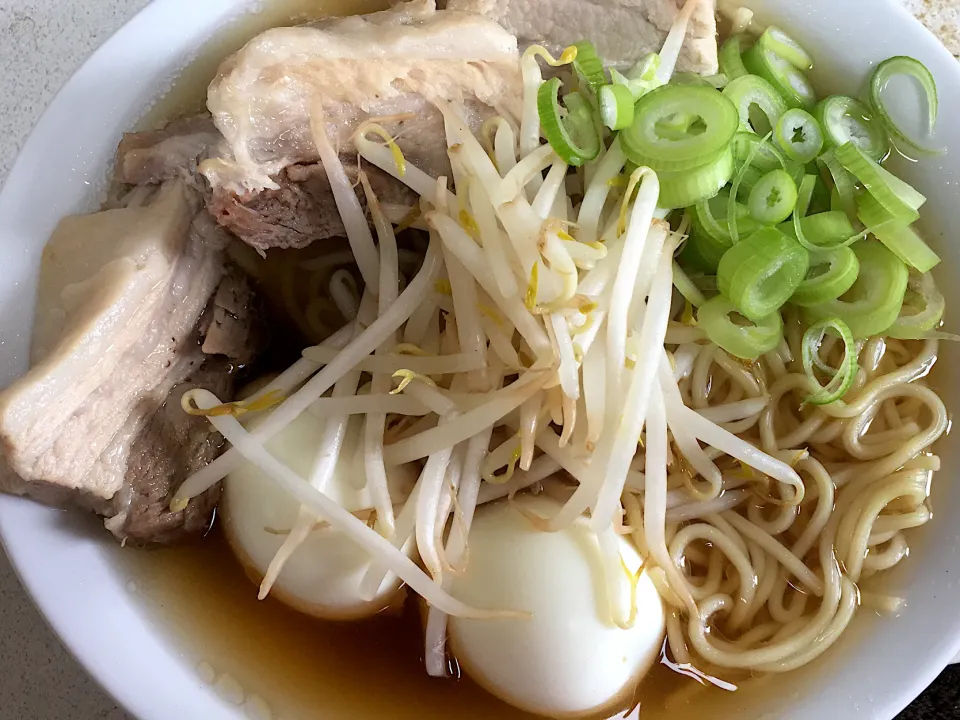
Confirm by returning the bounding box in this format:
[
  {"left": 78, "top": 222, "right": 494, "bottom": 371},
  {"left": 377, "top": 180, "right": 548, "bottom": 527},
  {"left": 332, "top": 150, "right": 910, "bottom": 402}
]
[{"left": 0, "top": 0, "right": 958, "bottom": 718}]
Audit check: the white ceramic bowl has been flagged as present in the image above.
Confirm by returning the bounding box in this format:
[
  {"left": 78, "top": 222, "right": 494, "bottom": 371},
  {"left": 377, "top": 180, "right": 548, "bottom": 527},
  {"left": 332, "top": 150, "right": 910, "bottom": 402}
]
[{"left": 1, "top": 1, "right": 959, "bottom": 718}]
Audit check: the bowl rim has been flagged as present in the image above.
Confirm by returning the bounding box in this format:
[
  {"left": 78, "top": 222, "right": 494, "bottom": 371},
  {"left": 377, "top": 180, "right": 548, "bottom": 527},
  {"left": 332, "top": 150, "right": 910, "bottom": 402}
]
[{"left": 2, "top": 1, "right": 960, "bottom": 719}]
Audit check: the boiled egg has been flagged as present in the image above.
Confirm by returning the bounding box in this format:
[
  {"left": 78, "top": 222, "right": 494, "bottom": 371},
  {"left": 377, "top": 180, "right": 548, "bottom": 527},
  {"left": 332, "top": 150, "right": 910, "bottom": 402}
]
[
  {"left": 222, "top": 410, "right": 417, "bottom": 620},
  {"left": 447, "top": 494, "right": 666, "bottom": 718}
]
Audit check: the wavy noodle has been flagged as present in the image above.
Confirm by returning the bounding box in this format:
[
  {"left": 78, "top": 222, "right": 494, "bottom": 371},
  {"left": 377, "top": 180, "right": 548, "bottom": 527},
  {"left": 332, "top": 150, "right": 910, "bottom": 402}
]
[{"left": 658, "top": 330, "right": 946, "bottom": 675}]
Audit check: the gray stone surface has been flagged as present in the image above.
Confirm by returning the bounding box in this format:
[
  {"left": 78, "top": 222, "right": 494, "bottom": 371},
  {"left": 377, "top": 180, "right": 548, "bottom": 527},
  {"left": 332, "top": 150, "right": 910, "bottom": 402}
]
[{"left": 0, "top": 1, "right": 956, "bottom": 719}]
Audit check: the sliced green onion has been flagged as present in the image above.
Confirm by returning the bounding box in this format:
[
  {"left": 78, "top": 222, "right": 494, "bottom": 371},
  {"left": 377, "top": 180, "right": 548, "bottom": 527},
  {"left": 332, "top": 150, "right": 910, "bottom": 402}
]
[
  {"left": 723, "top": 75, "right": 788, "bottom": 133},
  {"left": 537, "top": 79, "right": 601, "bottom": 166},
  {"left": 599, "top": 84, "right": 636, "bottom": 131},
  {"left": 732, "top": 131, "right": 786, "bottom": 172},
  {"left": 658, "top": 147, "right": 735, "bottom": 209},
  {"left": 807, "top": 174, "right": 834, "bottom": 215},
  {"left": 868, "top": 56, "right": 943, "bottom": 157},
  {"left": 780, "top": 210, "right": 863, "bottom": 249},
  {"left": 817, "top": 148, "right": 859, "bottom": 223},
  {"left": 834, "top": 142, "right": 926, "bottom": 223},
  {"left": 685, "top": 191, "right": 757, "bottom": 272},
  {"left": 610, "top": 53, "right": 663, "bottom": 102},
  {"left": 775, "top": 108, "right": 824, "bottom": 163},
  {"left": 790, "top": 246, "right": 860, "bottom": 306},
  {"left": 814, "top": 95, "right": 889, "bottom": 161},
  {"left": 718, "top": 226, "right": 810, "bottom": 321},
  {"left": 858, "top": 193, "right": 940, "bottom": 272},
  {"left": 805, "top": 241, "right": 908, "bottom": 338},
  {"left": 759, "top": 26, "right": 814, "bottom": 72},
  {"left": 801, "top": 318, "right": 858, "bottom": 405},
  {"left": 871, "top": 223, "right": 940, "bottom": 273},
  {"left": 888, "top": 272, "right": 945, "bottom": 339},
  {"left": 791, "top": 175, "right": 864, "bottom": 254},
  {"left": 735, "top": 166, "right": 766, "bottom": 201},
  {"left": 719, "top": 35, "right": 750, "bottom": 81},
  {"left": 748, "top": 169, "right": 798, "bottom": 224},
  {"left": 697, "top": 295, "right": 783, "bottom": 360},
  {"left": 791, "top": 175, "right": 818, "bottom": 253},
  {"left": 728, "top": 130, "right": 774, "bottom": 244},
  {"left": 572, "top": 40, "right": 607, "bottom": 92},
  {"left": 677, "top": 234, "right": 714, "bottom": 275},
  {"left": 742, "top": 44, "right": 816, "bottom": 109},
  {"left": 621, "top": 85, "right": 739, "bottom": 172}
]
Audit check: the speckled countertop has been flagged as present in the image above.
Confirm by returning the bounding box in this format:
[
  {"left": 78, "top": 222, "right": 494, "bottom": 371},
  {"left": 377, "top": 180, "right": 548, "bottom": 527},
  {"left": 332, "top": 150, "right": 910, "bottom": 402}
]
[{"left": 0, "top": 2, "right": 958, "bottom": 719}]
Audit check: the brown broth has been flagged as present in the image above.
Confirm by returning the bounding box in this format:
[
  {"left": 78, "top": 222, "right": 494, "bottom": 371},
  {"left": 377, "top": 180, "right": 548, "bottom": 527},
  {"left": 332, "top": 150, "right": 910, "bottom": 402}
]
[
  {"left": 129, "top": 527, "right": 539, "bottom": 720},
  {"left": 124, "top": 524, "right": 845, "bottom": 720}
]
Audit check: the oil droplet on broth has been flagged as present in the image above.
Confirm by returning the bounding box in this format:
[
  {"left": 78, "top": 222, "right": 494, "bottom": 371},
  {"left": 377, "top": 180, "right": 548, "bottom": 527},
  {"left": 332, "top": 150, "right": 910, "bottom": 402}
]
[
  {"left": 197, "top": 661, "right": 217, "bottom": 686},
  {"left": 214, "top": 672, "right": 247, "bottom": 706}
]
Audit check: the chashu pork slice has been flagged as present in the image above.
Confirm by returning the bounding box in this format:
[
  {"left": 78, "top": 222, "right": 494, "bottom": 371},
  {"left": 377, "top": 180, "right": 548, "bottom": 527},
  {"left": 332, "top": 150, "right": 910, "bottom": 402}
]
[
  {"left": 0, "top": 181, "right": 239, "bottom": 543},
  {"left": 444, "top": 0, "right": 719, "bottom": 75},
  {"left": 201, "top": 0, "right": 523, "bottom": 195}
]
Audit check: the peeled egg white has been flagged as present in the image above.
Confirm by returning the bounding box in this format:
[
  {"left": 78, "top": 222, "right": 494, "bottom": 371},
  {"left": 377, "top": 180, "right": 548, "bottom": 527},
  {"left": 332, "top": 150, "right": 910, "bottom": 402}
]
[
  {"left": 222, "top": 410, "right": 417, "bottom": 620},
  {"left": 447, "top": 494, "right": 666, "bottom": 718}
]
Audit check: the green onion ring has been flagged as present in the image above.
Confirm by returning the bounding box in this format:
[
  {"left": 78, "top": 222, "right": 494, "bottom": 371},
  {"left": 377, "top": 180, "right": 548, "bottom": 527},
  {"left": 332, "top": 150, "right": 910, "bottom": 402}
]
[
  {"left": 742, "top": 44, "right": 816, "bottom": 109},
  {"left": 780, "top": 210, "right": 864, "bottom": 249},
  {"left": 622, "top": 84, "right": 739, "bottom": 172},
  {"left": 599, "top": 84, "right": 636, "bottom": 131},
  {"left": 835, "top": 142, "right": 926, "bottom": 224},
  {"left": 537, "top": 78, "right": 601, "bottom": 166},
  {"left": 728, "top": 130, "right": 775, "bottom": 244},
  {"left": 697, "top": 295, "right": 783, "bottom": 360},
  {"left": 718, "top": 226, "right": 810, "bottom": 321},
  {"left": 804, "top": 241, "right": 908, "bottom": 338},
  {"left": 658, "top": 147, "right": 735, "bottom": 209},
  {"left": 817, "top": 148, "right": 859, "bottom": 223},
  {"left": 858, "top": 193, "right": 941, "bottom": 273},
  {"left": 572, "top": 40, "right": 607, "bottom": 93},
  {"left": 759, "top": 26, "right": 814, "bottom": 72},
  {"left": 748, "top": 169, "right": 798, "bottom": 225},
  {"left": 775, "top": 108, "right": 824, "bottom": 164},
  {"left": 868, "top": 56, "right": 944, "bottom": 157},
  {"left": 814, "top": 95, "right": 889, "bottom": 161},
  {"left": 732, "top": 131, "right": 787, "bottom": 172},
  {"left": 790, "top": 246, "right": 860, "bottom": 307},
  {"left": 686, "top": 191, "right": 756, "bottom": 272},
  {"left": 792, "top": 175, "right": 864, "bottom": 254},
  {"left": 801, "top": 318, "right": 859, "bottom": 405},
  {"left": 723, "top": 75, "right": 789, "bottom": 133},
  {"left": 888, "top": 272, "right": 946, "bottom": 339},
  {"left": 719, "top": 35, "right": 750, "bottom": 81}
]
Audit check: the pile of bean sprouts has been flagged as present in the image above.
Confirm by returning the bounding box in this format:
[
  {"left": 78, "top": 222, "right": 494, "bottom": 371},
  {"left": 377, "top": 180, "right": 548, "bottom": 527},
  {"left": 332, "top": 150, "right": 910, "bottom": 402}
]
[{"left": 174, "top": 4, "right": 948, "bottom": 688}]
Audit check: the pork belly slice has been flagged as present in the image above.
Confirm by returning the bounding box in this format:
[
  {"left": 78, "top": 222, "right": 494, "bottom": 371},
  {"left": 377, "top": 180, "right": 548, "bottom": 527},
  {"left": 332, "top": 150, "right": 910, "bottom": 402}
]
[
  {"left": 201, "top": 0, "right": 523, "bottom": 194},
  {"left": 0, "top": 181, "right": 263, "bottom": 545},
  {"left": 207, "top": 161, "right": 417, "bottom": 251},
  {"left": 115, "top": 114, "right": 223, "bottom": 187},
  {"left": 444, "top": 0, "right": 719, "bottom": 75}
]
